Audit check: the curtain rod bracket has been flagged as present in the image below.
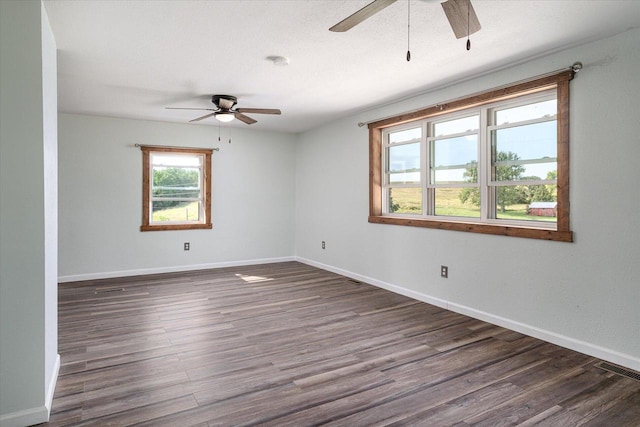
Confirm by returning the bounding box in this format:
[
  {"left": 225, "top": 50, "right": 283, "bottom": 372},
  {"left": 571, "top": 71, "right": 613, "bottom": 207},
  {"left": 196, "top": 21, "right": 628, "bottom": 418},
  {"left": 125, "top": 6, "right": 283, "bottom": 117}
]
[{"left": 572, "top": 62, "right": 583, "bottom": 73}]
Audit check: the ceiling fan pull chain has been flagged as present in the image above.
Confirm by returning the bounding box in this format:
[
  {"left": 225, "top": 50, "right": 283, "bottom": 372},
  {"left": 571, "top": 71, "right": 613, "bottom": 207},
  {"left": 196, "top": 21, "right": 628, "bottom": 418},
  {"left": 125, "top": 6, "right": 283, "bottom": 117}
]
[
  {"left": 406, "top": 0, "right": 411, "bottom": 61},
  {"left": 466, "top": 0, "right": 471, "bottom": 51}
]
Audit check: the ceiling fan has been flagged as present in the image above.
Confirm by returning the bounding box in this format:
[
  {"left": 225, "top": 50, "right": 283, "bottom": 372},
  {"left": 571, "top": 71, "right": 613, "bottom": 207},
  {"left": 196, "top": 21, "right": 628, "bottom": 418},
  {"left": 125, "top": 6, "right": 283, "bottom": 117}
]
[
  {"left": 166, "top": 95, "right": 281, "bottom": 125},
  {"left": 330, "top": 0, "right": 481, "bottom": 42}
]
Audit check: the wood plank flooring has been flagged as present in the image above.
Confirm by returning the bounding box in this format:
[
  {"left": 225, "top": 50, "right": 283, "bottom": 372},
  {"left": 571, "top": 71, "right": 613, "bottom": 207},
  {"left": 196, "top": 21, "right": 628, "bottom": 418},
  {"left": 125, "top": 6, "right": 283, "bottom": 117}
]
[{"left": 40, "top": 262, "right": 640, "bottom": 426}]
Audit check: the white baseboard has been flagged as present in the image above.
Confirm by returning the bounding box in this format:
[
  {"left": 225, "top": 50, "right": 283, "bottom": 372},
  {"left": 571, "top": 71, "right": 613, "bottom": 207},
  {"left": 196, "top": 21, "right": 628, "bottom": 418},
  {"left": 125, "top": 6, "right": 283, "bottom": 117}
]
[
  {"left": 45, "top": 354, "right": 60, "bottom": 417},
  {"left": 0, "top": 354, "right": 59, "bottom": 427},
  {"left": 58, "top": 256, "right": 296, "bottom": 283},
  {"left": 296, "top": 257, "right": 640, "bottom": 372},
  {"left": 0, "top": 406, "right": 48, "bottom": 427}
]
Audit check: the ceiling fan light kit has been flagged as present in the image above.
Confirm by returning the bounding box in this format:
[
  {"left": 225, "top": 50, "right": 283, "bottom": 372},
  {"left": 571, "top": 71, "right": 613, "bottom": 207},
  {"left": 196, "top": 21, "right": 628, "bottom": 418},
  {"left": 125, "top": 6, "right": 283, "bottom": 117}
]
[{"left": 215, "top": 113, "right": 235, "bottom": 123}]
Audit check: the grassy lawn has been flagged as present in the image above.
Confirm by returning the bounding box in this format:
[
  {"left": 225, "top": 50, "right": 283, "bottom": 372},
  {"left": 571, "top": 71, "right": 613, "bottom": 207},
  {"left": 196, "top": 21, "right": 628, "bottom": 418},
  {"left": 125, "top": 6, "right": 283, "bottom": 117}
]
[
  {"left": 389, "top": 188, "right": 422, "bottom": 214},
  {"left": 152, "top": 201, "right": 200, "bottom": 222},
  {"left": 390, "top": 187, "right": 556, "bottom": 222},
  {"left": 435, "top": 188, "right": 480, "bottom": 218}
]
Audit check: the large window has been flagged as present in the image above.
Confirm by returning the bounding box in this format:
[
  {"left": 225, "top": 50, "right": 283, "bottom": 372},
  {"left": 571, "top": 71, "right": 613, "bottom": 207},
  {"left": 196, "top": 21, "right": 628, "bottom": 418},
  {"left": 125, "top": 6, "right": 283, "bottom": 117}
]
[
  {"left": 369, "top": 71, "right": 573, "bottom": 242},
  {"left": 140, "top": 146, "right": 212, "bottom": 231}
]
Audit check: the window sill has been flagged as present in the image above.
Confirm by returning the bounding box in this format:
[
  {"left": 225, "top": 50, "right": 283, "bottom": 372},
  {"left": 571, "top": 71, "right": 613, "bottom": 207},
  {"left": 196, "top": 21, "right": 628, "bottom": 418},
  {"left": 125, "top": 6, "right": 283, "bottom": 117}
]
[
  {"left": 140, "top": 223, "right": 212, "bottom": 232},
  {"left": 368, "top": 215, "right": 572, "bottom": 242}
]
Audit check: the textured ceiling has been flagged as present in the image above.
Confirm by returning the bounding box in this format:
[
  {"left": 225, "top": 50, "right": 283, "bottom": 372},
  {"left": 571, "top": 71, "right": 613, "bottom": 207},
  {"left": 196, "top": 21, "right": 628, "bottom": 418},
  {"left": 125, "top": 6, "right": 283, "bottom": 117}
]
[{"left": 43, "top": 0, "right": 640, "bottom": 133}]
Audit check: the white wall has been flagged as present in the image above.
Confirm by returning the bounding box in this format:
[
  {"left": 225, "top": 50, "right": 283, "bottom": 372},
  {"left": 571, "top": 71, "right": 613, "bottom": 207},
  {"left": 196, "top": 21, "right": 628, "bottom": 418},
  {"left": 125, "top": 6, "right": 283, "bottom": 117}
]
[
  {"left": 58, "top": 114, "right": 296, "bottom": 280},
  {"left": 295, "top": 29, "right": 640, "bottom": 370},
  {"left": 0, "top": 1, "right": 59, "bottom": 425}
]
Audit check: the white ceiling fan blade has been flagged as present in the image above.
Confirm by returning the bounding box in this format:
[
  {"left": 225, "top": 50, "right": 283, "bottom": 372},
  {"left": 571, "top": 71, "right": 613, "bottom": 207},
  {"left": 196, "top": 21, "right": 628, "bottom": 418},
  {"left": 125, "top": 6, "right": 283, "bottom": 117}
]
[
  {"left": 330, "top": 0, "right": 398, "bottom": 32},
  {"left": 441, "top": 0, "right": 481, "bottom": 39}
]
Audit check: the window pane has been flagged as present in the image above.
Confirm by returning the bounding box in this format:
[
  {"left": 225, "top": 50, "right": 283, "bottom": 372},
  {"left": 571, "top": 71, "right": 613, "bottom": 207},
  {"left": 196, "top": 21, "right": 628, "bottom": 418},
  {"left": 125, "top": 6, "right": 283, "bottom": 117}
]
[
  {"left": 495, "top": 185, "right": 557, "bottom": 224},
  {"left": 387, "top": 143, "right": 420, "bottom": 184},
  {"left": 434, "top": 115, "right": 478, "bottom": 137},
  {"left": 152, "top": 167, "right": 201, "bottom": 198},
  {"left": 389, "top": 127, "right": 421, "bottom": 144},
  {"left": 492, "top": 121, "right": 557, "bottom": 181},
  {"left": 435, "top": 188, "right": 480, "bottom": 218},
  {"left": 495, "top": 99, "right": 556, "bottom": 125},
  {"left": 152, "top": 153, "right": 202, "bottom": 167},
  {"left": 389, "top": 187, "right": 422, "bottom": 214},
  {"left": 152, "top": 201, "right": 201, "bottom": 222},
  {"left": 431, "top": 135, "right": 477, "bottom": 184}
]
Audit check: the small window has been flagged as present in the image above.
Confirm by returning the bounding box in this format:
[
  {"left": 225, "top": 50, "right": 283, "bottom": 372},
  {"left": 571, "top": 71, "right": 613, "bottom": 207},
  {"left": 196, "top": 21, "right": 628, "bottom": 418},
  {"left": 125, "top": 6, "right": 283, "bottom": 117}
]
[
  {"left": 369, "top": 70, "right": 574, "bottom": 242},
  {"left": 140, "top": 146, "right": 212, "bottom": 231}
]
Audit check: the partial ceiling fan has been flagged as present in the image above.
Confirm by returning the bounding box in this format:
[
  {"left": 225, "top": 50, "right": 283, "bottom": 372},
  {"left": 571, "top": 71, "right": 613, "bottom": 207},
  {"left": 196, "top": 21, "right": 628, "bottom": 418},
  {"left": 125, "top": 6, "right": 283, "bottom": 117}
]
[
  {"left": 330, "top": 0, "right": 481, "bottom": 45},
  {"left": 166, "top": 95, "right": 281, "bottom": 125}
]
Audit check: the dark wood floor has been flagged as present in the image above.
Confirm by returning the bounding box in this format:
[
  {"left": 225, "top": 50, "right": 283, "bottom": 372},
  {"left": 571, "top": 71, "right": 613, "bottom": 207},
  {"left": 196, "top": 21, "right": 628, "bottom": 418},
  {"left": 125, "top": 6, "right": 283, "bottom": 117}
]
[{"left": 41, "top": 261, "right": 640, "bottom": 426}]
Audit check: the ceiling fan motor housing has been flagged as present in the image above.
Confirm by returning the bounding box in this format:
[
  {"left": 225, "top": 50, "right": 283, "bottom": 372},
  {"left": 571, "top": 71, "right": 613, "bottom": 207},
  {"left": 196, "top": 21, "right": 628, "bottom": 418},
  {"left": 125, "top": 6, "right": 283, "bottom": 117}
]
[{"left": 212, "top": 95, "right": 237, "bottom": 110}]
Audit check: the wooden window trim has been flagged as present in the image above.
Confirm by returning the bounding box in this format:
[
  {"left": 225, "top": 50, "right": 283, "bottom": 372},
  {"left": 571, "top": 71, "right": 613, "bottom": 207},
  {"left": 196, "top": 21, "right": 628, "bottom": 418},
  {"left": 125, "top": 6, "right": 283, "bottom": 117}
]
[
  {"left": 368, "top": 70, "right": 574, "bottom": 242},
  {"left": 140, "top": 145, "right": 213, "bottom": 232}
]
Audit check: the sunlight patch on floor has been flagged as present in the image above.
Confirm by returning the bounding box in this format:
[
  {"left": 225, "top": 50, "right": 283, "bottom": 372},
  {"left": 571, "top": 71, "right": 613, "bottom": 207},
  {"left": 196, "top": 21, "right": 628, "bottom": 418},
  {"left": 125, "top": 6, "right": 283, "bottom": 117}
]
[{"left": 235, "top": 273, "right": 274, "bottom": 284}]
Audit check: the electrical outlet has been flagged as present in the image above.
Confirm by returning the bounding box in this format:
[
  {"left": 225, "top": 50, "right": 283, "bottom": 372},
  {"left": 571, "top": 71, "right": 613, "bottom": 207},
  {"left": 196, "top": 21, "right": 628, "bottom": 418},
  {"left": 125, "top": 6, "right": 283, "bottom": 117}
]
[
  {"left": 184, "top": 242, "right": 190, "bottom": 251},
  {"left": 322, "top": 241, "right": 326, "bottom": 250},
  {"left": 441, "top": 265, "right": 448, "bottom": 278}
]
